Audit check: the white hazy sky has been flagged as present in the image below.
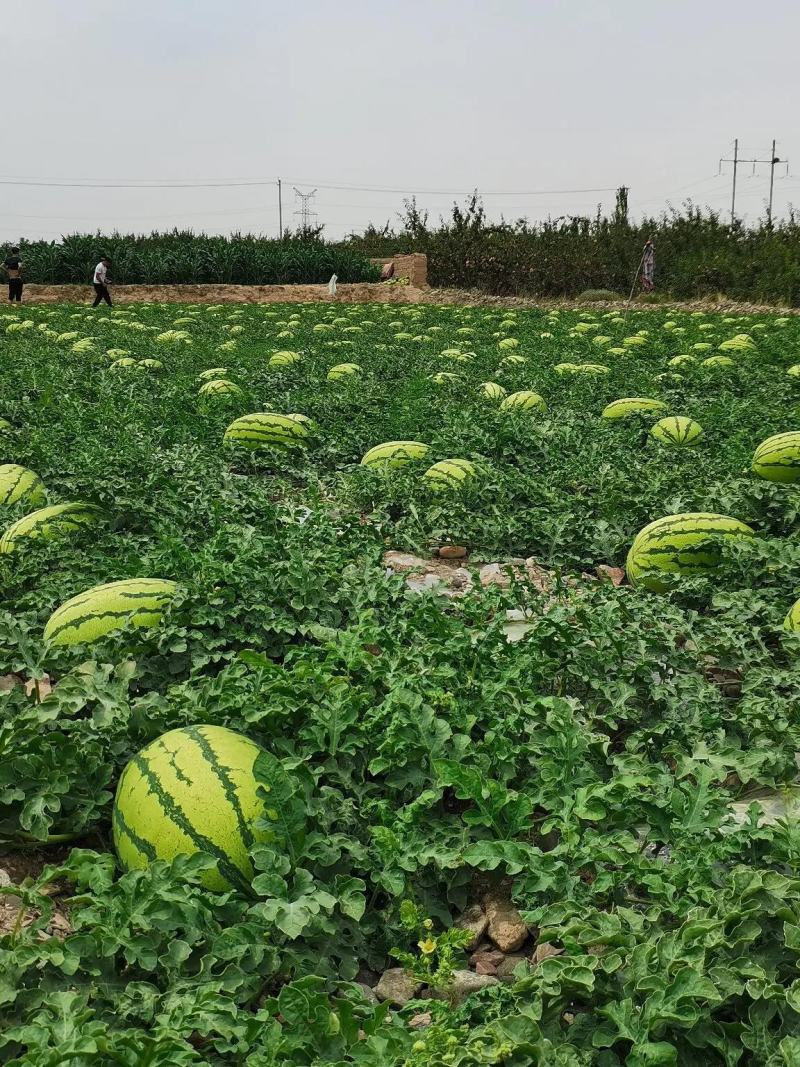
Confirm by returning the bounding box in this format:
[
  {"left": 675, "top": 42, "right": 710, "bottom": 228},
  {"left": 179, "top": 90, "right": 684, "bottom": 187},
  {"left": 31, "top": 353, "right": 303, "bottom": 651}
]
[{"left": 4, "top": 0, "right": 800, "bottom": 241}]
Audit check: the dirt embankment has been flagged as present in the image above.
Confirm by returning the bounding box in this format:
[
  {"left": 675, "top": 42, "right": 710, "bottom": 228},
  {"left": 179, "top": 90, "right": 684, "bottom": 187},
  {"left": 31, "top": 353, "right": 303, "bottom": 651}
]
[
  {"left": 19, "top": 282, "right": 800, "bottom": 317},
  {"left": 22, "top": 282, "right": 431, "bottom": 305}
]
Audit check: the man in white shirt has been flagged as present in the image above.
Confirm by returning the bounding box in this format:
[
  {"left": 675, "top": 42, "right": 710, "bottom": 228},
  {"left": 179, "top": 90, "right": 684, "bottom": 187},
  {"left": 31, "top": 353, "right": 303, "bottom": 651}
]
[{"left": 92, "top": 257, "right": 112, "bottom": 307}]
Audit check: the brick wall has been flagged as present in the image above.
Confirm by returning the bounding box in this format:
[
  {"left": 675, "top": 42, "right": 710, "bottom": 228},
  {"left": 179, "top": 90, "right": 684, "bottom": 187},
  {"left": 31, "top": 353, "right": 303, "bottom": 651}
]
[{"left": 370, "top": 253, "right": 428, "bottom": 288}]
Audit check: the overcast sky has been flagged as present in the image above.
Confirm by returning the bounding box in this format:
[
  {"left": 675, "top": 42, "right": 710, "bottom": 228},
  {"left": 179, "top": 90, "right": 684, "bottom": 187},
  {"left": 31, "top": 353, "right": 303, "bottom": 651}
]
[{"left": 4, "top": 0, "right": 800, "bottom": 241}]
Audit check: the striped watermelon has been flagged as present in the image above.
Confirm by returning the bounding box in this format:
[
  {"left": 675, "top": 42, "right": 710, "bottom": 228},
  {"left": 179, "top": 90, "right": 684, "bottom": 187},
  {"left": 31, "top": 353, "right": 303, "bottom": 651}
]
[
  {"left": 430, "top": 372, "right": 460, "bottom": 385},
  {"left": 44, "top": 578, "right": 178, "bottom": 646},
  {"left": 702, "top": 356, "right": 734, "bottom": 368},
  {"left": 784, "top": 598, "right": 800, "bottom": 632},
  {"left": 327, "top": 363, "right": 361, "bottom": 381},
  {"left": 199, "top": 379, "right": 243, "bottom": 398},
  {"left": 110, "top": 358, "right": 137, "bottom": 369},
  {"left": 0, "top": 464, "right": 46, "bottom": 507},
  {"left": 602, "top": 398, "right": 667, "bottom": 420},
  {"left": 361, "top": 441, "right": 429, "bottom": 469},
  {"left": 0, "top": 502, "right": 101, "bottom": 555},
  {"left": 224, "top": 413, "right": 311, "bottom": 449},
  {"left": 479, "top": 382, "right": 507, "bottom": 400},
  {"left": 650, "top": 416, "right": 704, "bottom": 447},
  {"left": 0, "top": 418, "right": 12, "bottom": 433},
  {"left": 198, "top": 367, "right": 228, "bottom": 381},
  {"left": 500, "top": 391, "right": 546, "bottom": 412},
  {"left": 752, "top": 432, "right": 800, "bottom": 483},
  {"left": 136, "top": 359, "right": 164, "bottom": 371},
  {"left": 268, "top": 350, "right": 301, "bottom": 368},
  {"left": 626, "top": 513, "right": 754, "bottom": 591},
  {"left": 423, "top": 459, "right": 476, "bottom": 491},
  {"left": 113, "top": 725, "right": 266, "bottom": 892}
]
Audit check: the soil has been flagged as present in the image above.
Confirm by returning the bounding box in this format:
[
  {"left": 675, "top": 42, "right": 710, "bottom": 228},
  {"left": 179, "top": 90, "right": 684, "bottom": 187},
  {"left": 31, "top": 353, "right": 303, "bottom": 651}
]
[{"left": 18, "top": 283, "right": 800, "bottom": 316}]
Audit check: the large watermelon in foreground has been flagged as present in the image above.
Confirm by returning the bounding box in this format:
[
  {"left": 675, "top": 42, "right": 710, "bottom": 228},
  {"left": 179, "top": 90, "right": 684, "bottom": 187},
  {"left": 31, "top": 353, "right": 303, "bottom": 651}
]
[
  {"left": 44, "top": 578, "right": 178, "bottom": 646},
  {"left": 113, "top": 725, "right": 266, "bottom": 892},
  {"left": 626, "top": 513, "right": 754, "bottom": 590}
]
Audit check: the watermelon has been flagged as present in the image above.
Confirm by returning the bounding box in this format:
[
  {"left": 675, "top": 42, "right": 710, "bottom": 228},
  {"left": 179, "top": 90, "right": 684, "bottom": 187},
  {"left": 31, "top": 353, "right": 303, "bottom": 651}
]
[
  {"left": 500, "top": 391, "right": 546, "bottom": 412},
  {"left": 650, "top": 416, "right": 704, "bottom": 447},
  {"left": 198, "top": 367, "right": 228, "bottom": 381},
  {"left": 268, "top": 351, "right": 301, "bottom": 368},
  {"left": 0, "top": 502, "right": 101, "bottom": 554},
  {"left": 423, "top": 459, "right": 476, "bottom": 491},
  {"left": 0, "top": 464, "right": 45, "bottom": 507},
  {"left": 199, "top": 379, "right": 243, "bottom": 398},
  {"left": 752, "top": 432, "right": 800, "bottom": 483},
  {"left": 224, "top": 413, "right": 311, "bottom": 449},
  {"left": 479, "top": 382, "right": 507, "bottom": 400},
  {"left": 113, "top": 725, "right": 266, "bottom": 892},
  {"left": 626, "top": 513, "right": 754, "bottom": 590},
  {"left": 327, "top": 363, "right": 360, "bottom": 381},
  {"left": 602, "top": 398, "right": 667, "bottom": 420},
  {"left": 361, "top": 441, "right": 429, "bottom": 469},
  {"left": 44, "top": 578, "right": 178, "bottom": 646}
]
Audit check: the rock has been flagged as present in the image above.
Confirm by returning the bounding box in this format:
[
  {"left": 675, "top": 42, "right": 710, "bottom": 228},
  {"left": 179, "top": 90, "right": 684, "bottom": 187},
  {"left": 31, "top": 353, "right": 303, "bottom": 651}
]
[
  {"left": 431, "top": 970, "right": 498, "bottom": 1005},
  {"left": 525, "top": 558, "right": 553, "bottom": 593},
  {"left": 0, "top": 869, "right": 13, "bottom": 889},
  {"left": 384, "top": 551, "right": 430, "bottom": 574},
  {"left": 437, "top": 545, "right": 467, "bottom": 559},
  {"left": 356, "top": 982, "right": 379, "bottom": 1004},
  {"left": 0, "top": 674, "right": 20, "bottom": 693},
  {"left": 375, "top": 968, "right": 422, "bottom": 1007},
  {"left": 449, "top": 568, "right": 472, "bottom": 590},
  {"left": 470, "top": 947, "right": 505, "bottom": 975},
  {"left": 408, "top": 1011, "right": 433, "bottom": 1029},
  {"left": 502, "top": 608, "right": 536, "bottom": 643},
  {"left": 454, "top": 904, "right": 488, "bottom": 950},
  {"left": 531, "top": 941, "right": 564, "bottom": 967},
  {"left": 495, "top": 955, "right": 527, "bottom": 981},
  {"left": 479, "top": 563, "right": 520, "bottom": 589},
  {"left": 484, "top": 897, "right": 529, "bottom": 953},
  {"left": 596, "top": 564, "right": 625, "bottom": 586}
]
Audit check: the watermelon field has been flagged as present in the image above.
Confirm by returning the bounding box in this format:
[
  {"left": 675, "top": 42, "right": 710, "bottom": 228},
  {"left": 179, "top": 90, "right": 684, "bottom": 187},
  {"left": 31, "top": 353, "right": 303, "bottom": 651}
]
[{"left": 4, "top": 299, "right": 800, "bottom": 1065}]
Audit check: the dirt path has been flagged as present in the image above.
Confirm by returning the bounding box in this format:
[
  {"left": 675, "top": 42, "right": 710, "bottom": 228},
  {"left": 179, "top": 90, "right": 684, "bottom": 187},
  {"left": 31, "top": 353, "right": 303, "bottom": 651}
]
[{"left": 19, "top": 282, "right": 799, "bottom": 316}]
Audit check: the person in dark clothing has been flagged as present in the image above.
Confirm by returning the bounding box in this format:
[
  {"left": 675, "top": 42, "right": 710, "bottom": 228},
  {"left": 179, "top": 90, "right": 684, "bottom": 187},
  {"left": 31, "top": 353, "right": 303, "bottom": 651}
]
[
  {"left": 2, "top": 247, "right": 23, "bottom": 302},
  {"left": 92, "top": 256, "right": 112, "bottom": 306}
]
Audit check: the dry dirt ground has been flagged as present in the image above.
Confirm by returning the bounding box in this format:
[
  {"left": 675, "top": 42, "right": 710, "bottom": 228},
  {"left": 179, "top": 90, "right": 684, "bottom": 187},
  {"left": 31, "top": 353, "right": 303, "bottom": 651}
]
[{"left": 19, "top": 283, "right": 800, "bottom": 316}]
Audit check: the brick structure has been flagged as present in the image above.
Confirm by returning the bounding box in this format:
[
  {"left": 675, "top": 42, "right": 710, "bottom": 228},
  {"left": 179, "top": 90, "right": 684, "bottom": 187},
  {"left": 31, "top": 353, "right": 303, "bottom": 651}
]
[{"left": 370, "top": 253, "right": 428, "bottom": 288}]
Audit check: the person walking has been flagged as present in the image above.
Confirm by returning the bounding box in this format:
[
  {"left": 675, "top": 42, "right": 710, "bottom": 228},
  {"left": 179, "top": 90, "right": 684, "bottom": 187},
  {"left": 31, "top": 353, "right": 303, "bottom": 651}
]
[
  {"left": 92, "top": 256, "right": 112, "bottom": 307},
  {"left": 2, "top": 247, "right": 24, "bottom": 303}
]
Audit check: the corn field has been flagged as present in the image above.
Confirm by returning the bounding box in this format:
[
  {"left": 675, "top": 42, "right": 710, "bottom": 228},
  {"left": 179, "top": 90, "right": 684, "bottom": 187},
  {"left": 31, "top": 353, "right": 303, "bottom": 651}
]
[{"left": 11, "top": 232, "right": 380, "bottom": 286}]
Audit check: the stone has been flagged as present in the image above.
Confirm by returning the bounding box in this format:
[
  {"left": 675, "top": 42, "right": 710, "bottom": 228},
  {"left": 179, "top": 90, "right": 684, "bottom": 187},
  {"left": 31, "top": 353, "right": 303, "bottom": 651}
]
[
  {"left": 437, "top": 545, "right": 467, "bottom": 559},
  {"left": 384, "top": 551, "right": 430, "bottom": 574},
  {"left": 525, "top": 558, "right": 553, "bottom": 593},
  {"left": 356, "top": 982, "right": 379, "bottom": 1004},
  {"left": 479, "top": 563, "right": 519, "bottom": 589},
  {"left": 470, "top": 947, "right": 505, "bottom": 975},
  {"left": 408, "top": 1012, "right": 433, "bottom": 1029},
  {"left": 375, "top": 968, "right": 422, "bottom": 1007},
  {"left": 495, "top": 955, "right": 527, "bottom": 981},
  {"left": 454, "top": 904, "right": 488, "bottom": 950},
  {"left": 596, "top": 564, "right": 625, "bottom": 586},
  {"left": 484, "top": 897, "right": 529, "bottom": 953},
  {"left": 502, "top": 608, "right": 536, "bottom": 644},
  {"left": 430, "top": 970, "right": 498, "bottom": 1005}
]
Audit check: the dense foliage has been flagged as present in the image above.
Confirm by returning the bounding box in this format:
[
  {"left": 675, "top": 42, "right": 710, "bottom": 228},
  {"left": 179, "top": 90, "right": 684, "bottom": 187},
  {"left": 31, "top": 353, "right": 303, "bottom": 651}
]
[
  {"left": 345, "top": 194, "right": 800, "bottom": 304},
  {"left": 1, "top": 300, "right": 800, "bottom": 1064},
  {"left": 7, "top": 232, "right": 380, "bottom": 286}
]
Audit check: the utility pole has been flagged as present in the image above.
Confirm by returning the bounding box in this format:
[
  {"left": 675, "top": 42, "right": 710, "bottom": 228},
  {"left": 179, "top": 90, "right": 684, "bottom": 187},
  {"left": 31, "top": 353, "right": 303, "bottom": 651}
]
[
  {"left": 292, "top": 187, "right": 318, "bottom": 235},
  {"left": 277, "top": 178, "right": 283, "bottom": 240},
  {"left": 719, "top": 139, "right": 788, "bottom": 227}
]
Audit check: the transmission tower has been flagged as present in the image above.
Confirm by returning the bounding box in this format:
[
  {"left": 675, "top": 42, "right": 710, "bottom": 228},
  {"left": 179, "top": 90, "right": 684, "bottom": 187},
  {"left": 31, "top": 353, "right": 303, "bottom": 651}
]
[{"left": 293, "top": 187, "right": 318, "bottom": 232}]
